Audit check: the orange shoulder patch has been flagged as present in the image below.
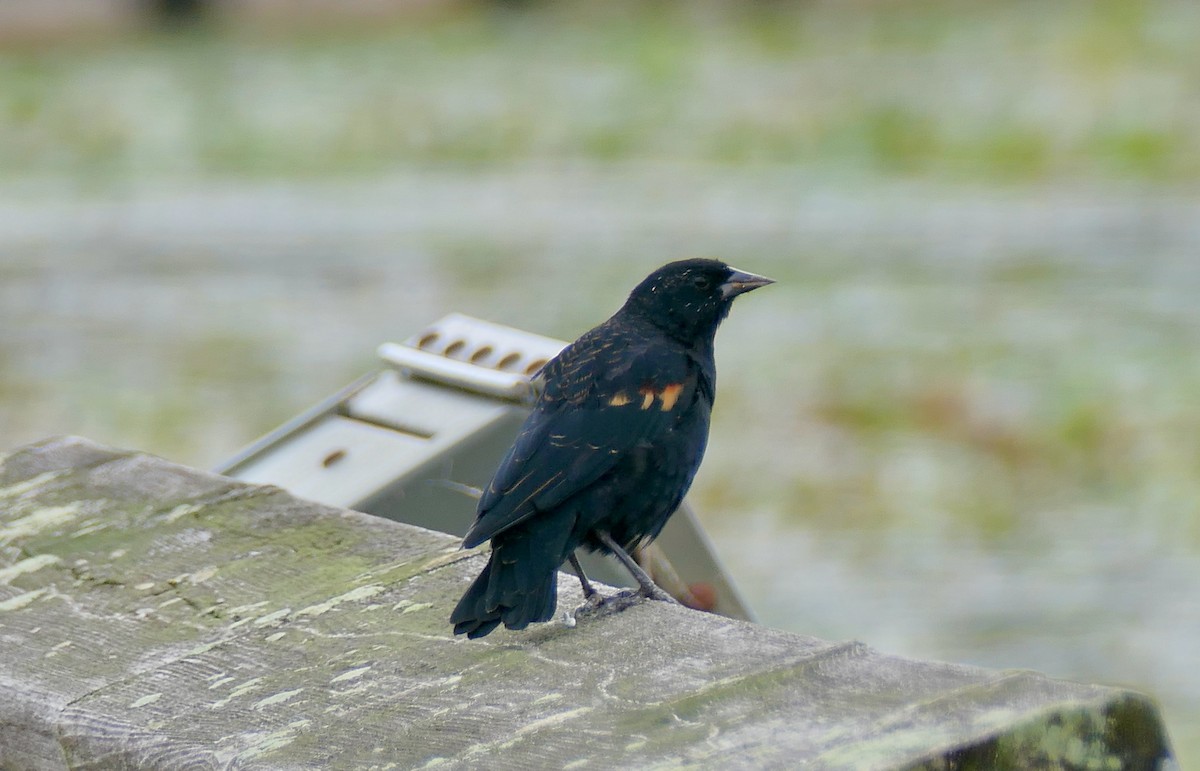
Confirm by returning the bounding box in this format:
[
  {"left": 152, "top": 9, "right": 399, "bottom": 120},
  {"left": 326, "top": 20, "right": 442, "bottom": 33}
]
[
  {"left": 637, "top": 383, "right": 686, "bottom": 411},
  {"left": 658, "top": 383, "right": 684, "bottom": 411}
]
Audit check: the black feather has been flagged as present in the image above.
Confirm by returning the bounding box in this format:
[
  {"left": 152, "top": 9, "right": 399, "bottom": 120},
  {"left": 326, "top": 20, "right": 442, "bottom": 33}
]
[{"left": 450, "top": 258, "right": 772, "bottom": 638}]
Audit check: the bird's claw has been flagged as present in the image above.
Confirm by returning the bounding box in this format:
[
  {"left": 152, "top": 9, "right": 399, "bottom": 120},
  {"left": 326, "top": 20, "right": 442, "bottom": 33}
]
[
  {"left": 637, "top": 584, "right": 680, "bottom": 605},
  {"left": 570, "top": 585, "right": 679, "bottom": 626},
  {"left": 571, "top": 589, "right": 637, "bottom": 622}
]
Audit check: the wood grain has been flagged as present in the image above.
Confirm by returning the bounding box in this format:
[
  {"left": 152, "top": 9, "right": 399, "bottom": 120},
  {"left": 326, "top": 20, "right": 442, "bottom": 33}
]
[{"left": 0, "top": 436, "right": 1174, "bottom": 769}]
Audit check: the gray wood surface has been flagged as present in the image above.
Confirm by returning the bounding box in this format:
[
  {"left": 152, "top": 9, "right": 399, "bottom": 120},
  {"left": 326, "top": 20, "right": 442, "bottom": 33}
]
[{"left": 0, "top": 436, "right": 1174, "bottom": 769}]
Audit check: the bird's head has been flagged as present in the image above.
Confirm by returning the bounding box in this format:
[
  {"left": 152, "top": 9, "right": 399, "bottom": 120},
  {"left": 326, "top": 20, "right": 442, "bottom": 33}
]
[{"left": 624, "top": 258, "right": 774, "bottom": 344}]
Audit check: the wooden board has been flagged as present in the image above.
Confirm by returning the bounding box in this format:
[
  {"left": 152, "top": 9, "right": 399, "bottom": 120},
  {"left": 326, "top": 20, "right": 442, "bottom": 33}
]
[{"left": 0, "top": 437, "right": 1174, "bottom": 769}]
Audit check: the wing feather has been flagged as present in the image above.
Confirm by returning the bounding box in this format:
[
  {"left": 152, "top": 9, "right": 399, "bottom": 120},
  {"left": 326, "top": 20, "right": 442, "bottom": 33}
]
[{"left": 462, "top": 324, "right": 699, "bottom": 548}]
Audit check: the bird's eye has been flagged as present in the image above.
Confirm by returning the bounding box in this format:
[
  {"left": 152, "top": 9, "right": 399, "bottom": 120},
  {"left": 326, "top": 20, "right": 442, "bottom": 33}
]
[{"left": 692, "top": 276, "right": 712, "bottom": 290}]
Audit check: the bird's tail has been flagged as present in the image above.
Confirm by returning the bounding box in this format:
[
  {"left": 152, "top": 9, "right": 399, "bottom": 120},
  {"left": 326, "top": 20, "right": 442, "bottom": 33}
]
[{"left": 450, "top": 532, "right": 565, "bottom": 639}]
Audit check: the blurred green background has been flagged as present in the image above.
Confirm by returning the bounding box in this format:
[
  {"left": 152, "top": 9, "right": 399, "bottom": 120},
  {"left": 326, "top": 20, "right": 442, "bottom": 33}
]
[{"left": 1, "top": 0, "right": 1197, "bottom": 761}]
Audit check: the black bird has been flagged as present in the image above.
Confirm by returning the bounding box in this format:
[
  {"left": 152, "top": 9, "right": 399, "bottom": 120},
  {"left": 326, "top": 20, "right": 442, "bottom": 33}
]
[{"left": 450, "top": 259, "right": 773, "bottom": 638}]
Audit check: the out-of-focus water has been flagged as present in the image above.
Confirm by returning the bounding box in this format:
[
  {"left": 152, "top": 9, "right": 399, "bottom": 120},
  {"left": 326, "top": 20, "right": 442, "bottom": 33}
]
[{"left": 2, "top": 169, "right": 1198, "bottom": 759}]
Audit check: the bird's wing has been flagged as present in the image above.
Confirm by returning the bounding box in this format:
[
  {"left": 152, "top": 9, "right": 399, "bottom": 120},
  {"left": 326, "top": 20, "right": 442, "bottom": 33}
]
[{"left": 461, "top": 327, "right": 703, "bottom": 548}]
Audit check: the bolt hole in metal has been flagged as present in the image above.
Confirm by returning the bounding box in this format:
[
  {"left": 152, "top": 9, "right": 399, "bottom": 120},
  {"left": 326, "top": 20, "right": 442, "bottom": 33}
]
[{"left": 410, "top": 322, "right": 553, "bottom": 377}]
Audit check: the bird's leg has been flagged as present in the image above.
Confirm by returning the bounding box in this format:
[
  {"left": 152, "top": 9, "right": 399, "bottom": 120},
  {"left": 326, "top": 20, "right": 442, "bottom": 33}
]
[
  {"left": 565, "top": 552, "right": 605, "bottom": 628},
  {"left": 568, "top": 552, "right": 601, "bottom": 605},
  {"left": 570, "top": 535, "right": 680, "bottom": 626},
  {"left": 595, "top": 532, "right": 679, "bottom": 605}
]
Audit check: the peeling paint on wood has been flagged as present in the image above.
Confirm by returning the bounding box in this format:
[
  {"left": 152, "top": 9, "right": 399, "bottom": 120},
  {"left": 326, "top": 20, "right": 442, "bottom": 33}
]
[
  {"left": 294, "top": 584, "right": 385, "bottom": 617},
  {"left": 253, "top": 688, "right": 304, "bottom": 710},
  {"left": 0, "top": 470, "right": 67, "bottom": 499},
  {"left": 0, "top": 553, "right": 62, "bottom": 584},
  {"left": 0, "top": 502, "right": 82, "bottom": 544},
  {"left": 331, "top": 666, "right": 372, "bottom": 684},
  {"left": 0, "top": 587, "right": 50, "bottom": 611}
]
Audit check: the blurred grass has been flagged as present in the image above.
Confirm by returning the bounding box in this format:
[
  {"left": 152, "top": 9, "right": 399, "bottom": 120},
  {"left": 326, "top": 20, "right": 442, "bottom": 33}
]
[{"left": 1, "top": 0, "right": 1198, "bottom": 183}]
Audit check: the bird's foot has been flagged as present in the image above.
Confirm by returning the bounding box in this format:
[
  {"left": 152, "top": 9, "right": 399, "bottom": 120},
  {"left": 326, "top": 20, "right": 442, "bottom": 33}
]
[
  {"left": 571, "top": 584, "right": 680, "bottom": 626},
  {"left": 602, "top": 588, "right": 645, "bottom": 610},
  {"left": 636, "top": 583, "right": 680, "bottom": 605},
  {"left": 571, "top": 589, "right": 642, "bottom": 623}
]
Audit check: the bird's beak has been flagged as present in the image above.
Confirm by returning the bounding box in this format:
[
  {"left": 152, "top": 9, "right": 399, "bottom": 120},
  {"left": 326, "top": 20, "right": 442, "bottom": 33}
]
[{"left": 720, "top": 268, "right": 775, "bottom": 299}]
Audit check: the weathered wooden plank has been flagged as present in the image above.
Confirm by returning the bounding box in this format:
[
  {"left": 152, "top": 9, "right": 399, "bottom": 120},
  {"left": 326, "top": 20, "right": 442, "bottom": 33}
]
[{"left": 0, "top": 437, "right": 1174, "bottom": 769}]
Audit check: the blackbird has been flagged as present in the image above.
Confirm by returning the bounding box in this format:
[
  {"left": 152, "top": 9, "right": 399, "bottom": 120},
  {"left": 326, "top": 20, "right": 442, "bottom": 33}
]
[{"left": 451, "top": 259, "right": 773, "bottom": 638}]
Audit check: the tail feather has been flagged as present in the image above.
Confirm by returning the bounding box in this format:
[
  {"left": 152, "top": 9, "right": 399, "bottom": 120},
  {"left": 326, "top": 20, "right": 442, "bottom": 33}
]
[
  {"left": 450, "top": 513, "right": 574, "bottom": 639},
  {"left": 451, "top": 547, "right": 559, "bottom": 638}
]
